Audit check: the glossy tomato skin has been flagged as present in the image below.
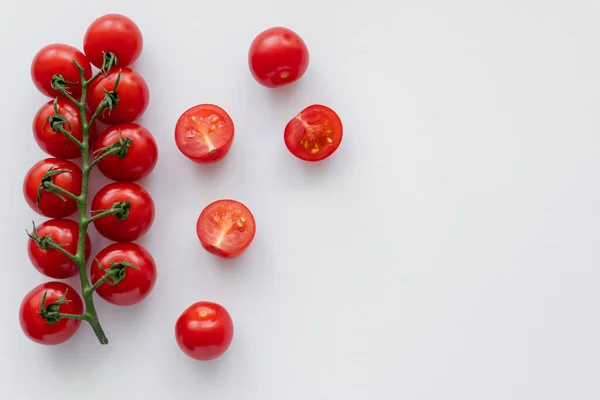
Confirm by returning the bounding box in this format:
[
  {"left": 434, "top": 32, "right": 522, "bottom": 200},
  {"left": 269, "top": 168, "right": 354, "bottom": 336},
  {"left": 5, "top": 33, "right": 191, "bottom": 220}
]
[
  {"left": 175, "top": 301, "right": 234, "bottom": 361},
  {"left": 91, "top": 182, "right": 154, "bottom": 242},
  {"left": 87, "top": 67, "right": 149, "bottom": 125},
  {"left": 196, "top": 199, "right": 256, "bottom": 258},
  {"left": 248, "top": 27, "right": 309, "bottom": 88},
  {"left": 33, "top": 98, "right": 96, "bottom": 159},
  {"left": 28, "top": 219, "right": 91, "bottom": 279},
  {"left": 23, "top": 158, "right": 82, "bottom": 218},
  {"left": 84, "top": 14, "right": 143, "bottom": 68},
  {"left": 93, "top": 123, "right": 158, "bottom": 181},
  {"left": 90, "top": 243, "right": 157, "bottom": 306},
  {"left": 20, "top": 281, "right": 84, "bottom": 345},
  {"left": 31, "top": 44, "right": 92, "bottom": 98},
  {"left": 174, "top": 104, "right": 234, "bottom": 164},
  {"left": 284, "top": 104, "right": 343, "bottom": 162}
]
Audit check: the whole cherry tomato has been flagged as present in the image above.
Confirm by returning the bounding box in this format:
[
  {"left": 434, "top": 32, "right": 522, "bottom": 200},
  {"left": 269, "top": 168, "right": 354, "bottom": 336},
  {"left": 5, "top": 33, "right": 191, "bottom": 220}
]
[
  {"left": 248, "top": 27, "right": 309, "bottom": 88},
  {"left": 174, "top": 104, "right": 234, "bottom": 163},
  {"left": 87, "top": 67, "right": 149, "bottom": 125},
  {"left": 284, "top": 104, "right": 343, "bottom": 162},
  {"left": 23, "top": 158, "right": 82, "bottom": 218},
  {"left": 31, "top": 44, "right": 92, "bottom": 98},
  {"left": 93, "top": 123, "right": 158, "bottom": 181},
  {"left": 196, "top": 199, "right": 256, "bottom": 258},
  {"left": 175, "top": 301, "right": 234, "bottom": 361},
  {"left": 19, "top": 281, "right": 84, "bottom": 345},
  {"left": 91, "top": 182, "right": 154, "bottom": 242},
  {"left": 90, "top": 243, "right": 157, "bottom": 306},
  {"left": 83, "top": 14, "right": 143, "bottom": 68},
  {"left": 32, "top": 98, "right": 96, "bottom": 159},
  {"left": 28, "top": 219, "right": 91, "bottom": 279}
]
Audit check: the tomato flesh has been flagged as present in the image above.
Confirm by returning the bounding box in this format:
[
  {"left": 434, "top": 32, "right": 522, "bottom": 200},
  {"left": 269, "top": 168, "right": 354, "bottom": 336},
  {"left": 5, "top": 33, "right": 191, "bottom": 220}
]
[
  {"left": 284, "top": 104, "right": 343, "bottom": 162},
  {"left": 196, "top": 200, "right": 256, "bottom": 258},
  {"left": 175, "top": 104, "right": 234, "bottom": 163}
]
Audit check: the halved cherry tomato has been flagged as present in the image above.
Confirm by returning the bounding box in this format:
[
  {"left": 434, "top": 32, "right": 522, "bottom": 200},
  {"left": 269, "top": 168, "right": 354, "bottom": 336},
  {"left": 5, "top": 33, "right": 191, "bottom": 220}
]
[
  {"left": 31, "top": 44, "right": 92, "bottom": 98},
  {"left": 91, "top": 182, "right": 155, "bottom": 242},
  {"left": 32, "top": 98, "right": 96, "bottom": 159},
  {"left": 90, "top": 243, "right": 157, "bottom": 306},
  {"left": 87, "top": 67, "right": 149, "bottom": 125},
  {"left": 284, "top": 104, "right": 343, "bottom": 162},
  {"left": 174, "top": 104, "right": 234, "bottom": 163},
  {"left": 20, "top": 281, "right": 84, "bottom": 345},
  {"left": 23, "top": 158, "right": 82, "bottom": 218},
  {"left": 93, "top": 123, "right": 158, "bottom": 181},
  {"left": 196, "top": 199, "right": 256, "bottom": 258},
  {"left": 175, "top": 301, "right": 234, "bottom": 361},
  {"left": 83, "top": 14, "right": 143, "bottom": 68},
  {"left": 28, "top": 219, "right": 91, "bottom": 279},
  {"left": 248, "top": 27, "right": 309, "bottom": 88}
]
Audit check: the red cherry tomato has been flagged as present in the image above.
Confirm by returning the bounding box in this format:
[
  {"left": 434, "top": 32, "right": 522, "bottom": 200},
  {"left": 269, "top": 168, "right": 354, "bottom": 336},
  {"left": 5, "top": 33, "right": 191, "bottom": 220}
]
[
  {"left": 174, "top": 104, "right": 234, "bottom": 163},
  {"left": 83, "top": 14, "right": 143, "bottom": 68},
  {"left": 196, "top": 199, "right": 256, "bottom": 258},
  {"left": 175, "top": 301, "right": 234, "bottom": 361},
  {"left": 31, "top": 44, "right": 92, "bottom": 98},
  {"left": 284, "top": 104, "right": 343, "bottom": 162},
  {"left": 23, "top": 158, "right": 82, "bottom": 218},
  {"left": 93, "top": 123, "right": 158, "bottom": 181},
  {"left": 28, "top": 219, "right": 91, "bottom": 279},
  {"left": 90, "top": 243, "right": 157, "bottom": 306},
  {"left": 91, "top": 182, "right": 154, "bottom": 242},
  {"left": 87, "top": 67, "right": 149, "bottom": 125},
  {"left": 32, "top": 98, "right": 96, "bottom": 159},
  {"left": 19, "top": 281, "right": 84, "bottom": 345},
  {"left": 248, "top": 27, "right": 309, "bottom": 88}
]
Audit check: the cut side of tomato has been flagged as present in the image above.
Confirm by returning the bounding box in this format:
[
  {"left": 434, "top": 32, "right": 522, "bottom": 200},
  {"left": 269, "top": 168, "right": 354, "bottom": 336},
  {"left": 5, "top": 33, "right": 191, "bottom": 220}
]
[
  {"left": 284, "top": 104, "right": 343, "bottom": 162},
  {"left": 196, "top": 200, "right": 256, "bottom": 258},
  {"left": 174, "top": 104, "right": 234, "bottom": 163}
]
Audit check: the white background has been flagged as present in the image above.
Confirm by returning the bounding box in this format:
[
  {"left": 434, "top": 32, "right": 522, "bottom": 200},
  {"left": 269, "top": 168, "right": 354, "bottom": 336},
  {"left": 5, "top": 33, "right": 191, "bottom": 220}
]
[{"left": 1, "top": 0, "right": 599, "bottom": 399}]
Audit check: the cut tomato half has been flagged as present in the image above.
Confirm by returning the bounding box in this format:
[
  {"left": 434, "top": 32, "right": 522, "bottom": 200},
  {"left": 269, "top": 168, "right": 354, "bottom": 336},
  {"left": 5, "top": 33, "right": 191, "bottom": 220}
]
[
  {"left": 196, "top": 199, "right": 256, "bottom": 258},
  {"left": 174, "top": 104, "right": 234, "bottom": 163},
  {"left": 284, "top": 104, "right": 343, "bottom": 162}
]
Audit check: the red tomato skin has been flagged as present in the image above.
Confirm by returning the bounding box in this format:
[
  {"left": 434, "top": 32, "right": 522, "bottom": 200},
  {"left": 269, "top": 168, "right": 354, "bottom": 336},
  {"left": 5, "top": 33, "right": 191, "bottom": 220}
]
[
  {"left": 248, "top": 27, "right": 309, "bottom": 88},
  {"left": 91, "top": 182, "right": 155, "bottom": 242},
  {"left": 175, "top": 301, "right": 234, "bottom": 361},
  {"left": 87, "top": 67, "right": 149, "bottom": 125},
  {"left": 32, "top": 99, "right": 96, "bottom": 159},
  {"left": 174, "top": 104, "right": 235, "bottom": 164},
  {"left": 284, "top": 104, "right": 343, "bottom": 162},
  {"left": 83, "top": 14, "right": 143, "bottom": 68},
  {"left": 23, "top": 158, "right": 82, "bottom": 218},
  {"left": 90, "top": 243, "right": 157, "bottom": 306},
  {"left": 31, "top": 44, "right": 92, "bottom": 98},
  {"left": 19, "top": 282, "right": 84, "bottom": 345},
  {"left": 93, "top": 123, "right": 158, "bottom": 181},
  {"left": 28, "top": 219, "right": 91, "bottom": 279}
]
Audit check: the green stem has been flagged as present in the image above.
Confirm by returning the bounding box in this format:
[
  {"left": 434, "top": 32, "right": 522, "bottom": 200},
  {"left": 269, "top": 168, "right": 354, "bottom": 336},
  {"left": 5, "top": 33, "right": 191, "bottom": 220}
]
[
  {"left": 43, "top": 181, "right": 79, "bottom": 202},
  {"left": 57, "top": 126, "right": 83, "bottom": 149},
  {"left": 58, "top": 313, "right": 88, "bottom": 321},
  {"left": 90, "top": 147, "right": 121, "bottom": 169},
  {"left": 85, "top": 207, "right": 118, "bottom": 224},
  {"left": 44, "top": 240, "right": 78, "bottom": 264}
]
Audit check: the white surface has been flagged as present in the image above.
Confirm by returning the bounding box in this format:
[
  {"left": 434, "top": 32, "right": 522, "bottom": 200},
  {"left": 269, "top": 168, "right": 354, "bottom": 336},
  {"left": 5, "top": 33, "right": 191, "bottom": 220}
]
[{"left": 1, "top": 0, "right": 599, "bottom": 398}]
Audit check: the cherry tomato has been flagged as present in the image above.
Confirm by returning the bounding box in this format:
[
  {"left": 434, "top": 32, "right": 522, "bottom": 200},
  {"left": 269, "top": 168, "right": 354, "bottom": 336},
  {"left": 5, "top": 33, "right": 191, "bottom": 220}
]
[
  {"left": 175, "top": 301, "right": 234, "bottom": 361},
  {"left": 284, "top": 104, "right": 343, "bottom": 162},
  {"left": 19, "top": 281, "right": 84, "bottom": 345},
  {"left": 31, "top": 44, "right": 92, "bottom": 98},
  {"left": 28, "top": 219, "right": 91, "bottom": 279},
  {"left": 248, "top": 27, "right": 309, "bottom": 88},
  {"left": 32, "top": 98, "right": 96, "bottom": 159},
  {"left": 174, "top": 104, "right": 234, "bottom": 163},
  {"left": 91, "top": 182, "right": 154, "bottom": 242},
  {"left": 83, "top": 14, "right": 143, "bottom": 68},
  {"left": 93, "top": 123, "right": 158, "bottom": 181},
  {"left": 87, "top": 67, "right": 149, "bottom": 125},
  {"left": 90, "top": 243, "right": 156, "bottom": 306},
  {"left": 196, "top": 199, "right": 256, "bottom": 258},
  {"left": 23, "top": 158, "right": 82, "bottom": 218}
]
